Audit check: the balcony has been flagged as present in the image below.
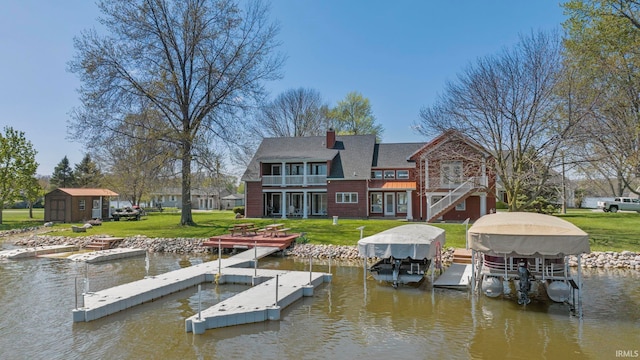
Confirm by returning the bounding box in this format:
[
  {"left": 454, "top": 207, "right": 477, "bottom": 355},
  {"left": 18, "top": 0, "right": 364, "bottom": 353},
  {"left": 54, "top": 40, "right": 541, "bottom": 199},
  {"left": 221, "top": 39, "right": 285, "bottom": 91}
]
[{"left": 262, "top": 175, "right": 327, "bottom": 187}]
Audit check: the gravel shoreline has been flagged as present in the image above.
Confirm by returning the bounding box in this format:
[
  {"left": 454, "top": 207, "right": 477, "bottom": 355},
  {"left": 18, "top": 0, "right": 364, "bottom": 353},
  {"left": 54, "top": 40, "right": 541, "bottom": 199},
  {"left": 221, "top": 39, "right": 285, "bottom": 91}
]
[{"left": 7, "top": 232, "right": 640, "bottom": 270}]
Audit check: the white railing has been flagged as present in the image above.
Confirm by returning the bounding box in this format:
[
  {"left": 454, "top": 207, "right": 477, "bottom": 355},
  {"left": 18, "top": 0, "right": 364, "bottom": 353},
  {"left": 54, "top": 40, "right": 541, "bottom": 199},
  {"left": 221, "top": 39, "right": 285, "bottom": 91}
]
[
  {"left": 429, "top": 177, "right": 480, "bottom": 218},
  {"left": 262, "top": 175, "right": 327, "bottom": 186}
]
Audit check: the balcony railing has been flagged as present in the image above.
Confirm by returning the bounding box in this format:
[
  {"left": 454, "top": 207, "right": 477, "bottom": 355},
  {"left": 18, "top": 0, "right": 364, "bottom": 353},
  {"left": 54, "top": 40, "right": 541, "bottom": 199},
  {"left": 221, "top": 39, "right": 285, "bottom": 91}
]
[{"left": 262, "top": 175, "right": 327, "bottom": 186}]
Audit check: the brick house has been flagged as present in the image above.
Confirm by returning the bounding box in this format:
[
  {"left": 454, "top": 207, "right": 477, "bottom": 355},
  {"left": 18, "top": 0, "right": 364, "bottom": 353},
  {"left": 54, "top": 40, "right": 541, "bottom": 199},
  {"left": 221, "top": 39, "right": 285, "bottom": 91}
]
[{"left": 241, "top": 129, "right": 495, "bottom": 222}]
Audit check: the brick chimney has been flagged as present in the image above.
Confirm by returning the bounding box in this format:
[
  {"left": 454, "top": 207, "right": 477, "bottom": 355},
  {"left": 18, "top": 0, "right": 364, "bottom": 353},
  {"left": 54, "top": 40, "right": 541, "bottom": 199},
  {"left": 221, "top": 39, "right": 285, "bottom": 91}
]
[{"left": 326, "top": 128, "right": 336, "bottom": 149}]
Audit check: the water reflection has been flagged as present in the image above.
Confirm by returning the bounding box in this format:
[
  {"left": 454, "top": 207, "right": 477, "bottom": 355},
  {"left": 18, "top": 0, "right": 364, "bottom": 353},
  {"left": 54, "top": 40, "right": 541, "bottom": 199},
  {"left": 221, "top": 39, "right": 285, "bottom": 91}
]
[{"left": 0, "top": 253, "right": 638, "bottom": 359}]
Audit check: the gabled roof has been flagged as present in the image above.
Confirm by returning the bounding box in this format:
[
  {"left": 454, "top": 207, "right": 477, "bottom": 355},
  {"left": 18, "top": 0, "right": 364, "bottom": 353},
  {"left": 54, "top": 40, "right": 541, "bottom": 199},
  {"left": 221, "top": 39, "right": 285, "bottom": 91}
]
[
  {"left": 242, "top": 134, "right": 377, "bottom": 181},
  {"left": 373, "top": 143, "right": 425, "bottom": 168},
  {"left": 408, "top": 129, "right": 491, "bottom": 159},
  {"left": 53, "top": 188, "right": 119, "bottom": 197}
]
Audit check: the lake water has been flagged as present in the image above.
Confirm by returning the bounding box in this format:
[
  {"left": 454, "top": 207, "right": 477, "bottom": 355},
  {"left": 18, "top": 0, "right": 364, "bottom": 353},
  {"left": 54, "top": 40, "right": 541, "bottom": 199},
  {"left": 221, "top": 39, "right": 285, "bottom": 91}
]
[{"left": 0, "top": 251, "right": 638, "bottom": 359}]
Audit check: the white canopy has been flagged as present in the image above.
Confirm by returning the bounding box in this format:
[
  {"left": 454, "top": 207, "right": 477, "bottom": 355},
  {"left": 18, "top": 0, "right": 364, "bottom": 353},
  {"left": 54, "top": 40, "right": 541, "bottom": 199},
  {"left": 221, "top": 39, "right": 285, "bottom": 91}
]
[
  {"left": 357, "top": 224, "right": 445, "bottom": 259},
  {"left": 467, "top": 212, "right": 590, "bottom": 257}
]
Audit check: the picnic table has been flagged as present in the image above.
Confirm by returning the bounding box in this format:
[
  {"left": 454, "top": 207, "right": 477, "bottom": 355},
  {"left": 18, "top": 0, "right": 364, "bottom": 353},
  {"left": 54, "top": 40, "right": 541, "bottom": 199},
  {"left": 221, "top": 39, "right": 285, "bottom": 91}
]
[
  {"left": 262, "top": 223, "right": 291, "bottom": 237},
  {"left": 229, "top": 223, "right": 258, "bottom": 236}
]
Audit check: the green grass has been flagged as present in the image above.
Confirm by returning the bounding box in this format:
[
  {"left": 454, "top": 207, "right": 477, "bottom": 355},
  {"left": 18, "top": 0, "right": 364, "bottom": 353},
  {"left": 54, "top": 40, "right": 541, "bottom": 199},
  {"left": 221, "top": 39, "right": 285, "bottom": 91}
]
[
  {"left": 2, "top": 208, "right": 640, "bottom": 252},
  {"left": 557, "top": 209, "right": 640, "bottom": 252}
]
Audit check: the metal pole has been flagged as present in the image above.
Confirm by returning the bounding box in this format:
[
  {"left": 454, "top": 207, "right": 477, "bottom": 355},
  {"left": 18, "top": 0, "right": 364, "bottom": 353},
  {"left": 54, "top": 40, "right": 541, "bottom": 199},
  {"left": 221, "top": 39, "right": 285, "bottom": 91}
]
[
  {"left": 74, "top": 277, "right": 78, "bottom": 309},
  {"left": 254, "top": 241, "right": 258, "bottom": 278},
  {"left": 218, "top": 239, "right": 222, "bottom": 274},
  {"left": 578, "top": 254, "right": 583, "bottom": 318},
  {"left": 275, "top": 274, "right": 279, "bottom": 305},
  {"left": 197, "top": 284, "right": 202, "bottom": 320},
  {"left": 309, "top": 255, "right": 313, "bottom": 285}
]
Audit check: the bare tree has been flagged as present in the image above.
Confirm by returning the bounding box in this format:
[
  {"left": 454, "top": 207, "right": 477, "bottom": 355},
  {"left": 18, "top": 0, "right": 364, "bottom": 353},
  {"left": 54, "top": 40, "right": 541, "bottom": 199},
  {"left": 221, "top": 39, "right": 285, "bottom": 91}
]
[
  {"left": 415, "top": 31, "right": 577, "bottom": 211},
  {"left": 96, "top": 110, "right": 176, "bottom": 206},
  {"left": 68, "top": 0, "right": 284, "bottom": 225},
  {"left": 256, "top": 88, "right": 329, "bottom": 137}
]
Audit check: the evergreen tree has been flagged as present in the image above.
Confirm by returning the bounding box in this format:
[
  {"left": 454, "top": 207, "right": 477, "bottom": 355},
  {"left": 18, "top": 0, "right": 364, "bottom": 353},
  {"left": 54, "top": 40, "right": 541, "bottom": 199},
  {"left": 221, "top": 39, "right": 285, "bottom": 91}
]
[
  {"left": 74, "top": 154, "right": 102, "bottom": 188},
  {"left": 50, "top": 156, "right": 75, "bottom": 188}
]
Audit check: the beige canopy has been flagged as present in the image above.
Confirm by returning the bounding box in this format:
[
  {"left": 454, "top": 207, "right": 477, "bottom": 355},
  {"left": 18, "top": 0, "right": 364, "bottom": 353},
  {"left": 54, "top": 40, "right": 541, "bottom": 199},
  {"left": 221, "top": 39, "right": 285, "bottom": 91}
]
[
  {"left": 467, "top": 212, "right": 590, "bottom": 257},
  {"left": 358, "top": 224, "right": 445, "bottom": 259}
]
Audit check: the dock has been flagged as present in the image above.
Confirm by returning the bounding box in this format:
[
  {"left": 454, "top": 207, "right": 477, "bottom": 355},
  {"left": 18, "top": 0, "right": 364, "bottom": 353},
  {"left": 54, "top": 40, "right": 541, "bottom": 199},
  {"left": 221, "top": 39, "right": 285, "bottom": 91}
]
[
  {"left": 67, "top": 248, "right": 146, "bottom": 263},
  {"left": 0, "top": 245, "right": 79, "bottom": 259},
  {"left": 204, "top": 233, "right": 299, "bottom": 250},
  {"left": 185, "top": 267, "right": 330, "bottom": 334},
  {"left": 72, "top": 246, "right": 331, "bottom": 333},
  {"left": 433, "top": 249, "right": 473, "bottom": 288}
]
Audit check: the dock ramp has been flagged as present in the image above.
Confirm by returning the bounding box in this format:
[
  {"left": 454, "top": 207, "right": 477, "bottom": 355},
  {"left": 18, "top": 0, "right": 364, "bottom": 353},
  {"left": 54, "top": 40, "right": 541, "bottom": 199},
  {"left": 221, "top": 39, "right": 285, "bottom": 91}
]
[{"left": 433, "top": 263, "right": 472, "bottom": 288}]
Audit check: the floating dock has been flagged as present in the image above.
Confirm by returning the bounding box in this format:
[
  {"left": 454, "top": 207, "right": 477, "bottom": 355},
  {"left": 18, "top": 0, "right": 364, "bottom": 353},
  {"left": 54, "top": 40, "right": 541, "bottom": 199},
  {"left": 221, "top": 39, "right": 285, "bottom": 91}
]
[
  {"left": 186, "top": 267, "right": 330, "bottom": 334},
  {"left": 72, "top": 246, "right": 331, "bottom": 333},
  {"left": 67, "top": 248, "right": 146, "bottom": 263},
  {"left": 433, "top": 263, "right": 472, "bottom": 288},
  {"left": 0, "top": 245, "right": 79, "bottom": 259}
]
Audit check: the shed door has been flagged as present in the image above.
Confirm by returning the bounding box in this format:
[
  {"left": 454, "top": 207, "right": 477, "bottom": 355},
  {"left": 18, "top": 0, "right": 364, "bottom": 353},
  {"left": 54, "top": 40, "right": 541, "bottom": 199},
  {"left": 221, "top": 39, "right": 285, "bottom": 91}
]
[
  {"left": 92, "top": 199, "right": 101, "bottom": 219},
  {"left": 50, "top": 200, "right": 66, "bottom": 222}
]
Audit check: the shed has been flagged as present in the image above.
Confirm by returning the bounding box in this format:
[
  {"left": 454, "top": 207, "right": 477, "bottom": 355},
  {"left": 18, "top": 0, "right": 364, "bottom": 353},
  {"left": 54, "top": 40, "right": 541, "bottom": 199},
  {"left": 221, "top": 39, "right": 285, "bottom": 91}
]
[{"left": 44, "top": 188, "right": 119, "bottom": 223}]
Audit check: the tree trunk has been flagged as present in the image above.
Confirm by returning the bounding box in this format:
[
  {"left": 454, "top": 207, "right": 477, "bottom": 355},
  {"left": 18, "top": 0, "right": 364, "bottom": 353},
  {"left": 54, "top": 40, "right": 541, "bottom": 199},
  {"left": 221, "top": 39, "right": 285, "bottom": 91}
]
[
  {"left": 0, "top": 209, "right": 3, "bottom": 225},
  {"left": 29, "top": 204, "right": 33, "bottom": 219},
  {"left": 180, "top": 140, "right": 195, "bottom": 225}
]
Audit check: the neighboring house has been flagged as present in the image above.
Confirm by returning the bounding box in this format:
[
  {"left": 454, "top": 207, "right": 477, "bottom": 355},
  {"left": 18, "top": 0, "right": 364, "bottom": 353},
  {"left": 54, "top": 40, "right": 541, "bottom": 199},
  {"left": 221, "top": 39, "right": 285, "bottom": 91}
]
[
  {"left": 221, "top": 194, "right": 245, "bottom": 209},
  {"left": 241, "top": 129, "right": 496, "bottom": 222},
  {"left": 150, "top": 187, "right": 232, "bottom": 210},
  {"left": 44, "top": 188, "right": 118, "bottom": 223}
]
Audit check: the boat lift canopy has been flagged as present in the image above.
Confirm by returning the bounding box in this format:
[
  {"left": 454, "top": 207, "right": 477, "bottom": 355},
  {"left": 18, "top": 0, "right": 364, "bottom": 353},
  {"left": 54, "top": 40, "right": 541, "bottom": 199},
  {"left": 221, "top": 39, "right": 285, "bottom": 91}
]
[
  {"left": 467, "top": 212, "right": 590, "bottom": 258},
  {"left": 357, "top": 224, "right": 446, "bottom": 260}
]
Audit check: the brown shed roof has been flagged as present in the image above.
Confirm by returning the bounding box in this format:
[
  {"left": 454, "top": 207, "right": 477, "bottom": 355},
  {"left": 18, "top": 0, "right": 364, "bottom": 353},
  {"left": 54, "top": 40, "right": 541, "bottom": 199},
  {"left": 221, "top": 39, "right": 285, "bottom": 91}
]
[{"left": 56, "top": 188, "right": 119, "bottom": 196}]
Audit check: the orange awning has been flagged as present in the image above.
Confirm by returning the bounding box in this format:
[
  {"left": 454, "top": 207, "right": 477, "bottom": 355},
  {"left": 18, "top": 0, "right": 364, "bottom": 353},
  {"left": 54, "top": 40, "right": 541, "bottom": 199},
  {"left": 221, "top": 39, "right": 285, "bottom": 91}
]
[{"left": 380, "top": 181, "right": 416, "bottom": 190}]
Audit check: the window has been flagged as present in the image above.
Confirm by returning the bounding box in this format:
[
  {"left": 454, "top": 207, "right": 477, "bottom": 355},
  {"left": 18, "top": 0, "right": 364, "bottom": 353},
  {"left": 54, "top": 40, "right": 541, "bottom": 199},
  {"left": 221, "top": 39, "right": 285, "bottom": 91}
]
[
  {"left": 371, "top": 170, "right": 382, "bottom": 179},
  {"left": 169, "top": 195, "right": 176, "bottom": 202},
  {"left": 311, "top": 163, "right": 327, "bottom": 175},
  {"left": 336, "top": 192, "right": 358, "bottom": 203},
  {"left": 370, "top": 192, "right": 382, "bottom": 213},
  {"left": 441, "top": 161, "right": 463, "bottom": 187},
  {"left": 79, "top": 200, "right": 86, "bottom": 211},
  {"left": 455, "top": 200, "right": 466, "bottom": 211},
  {"left": 397, "top": 192, "right": 407, "bottom": 213},
  {"left": 397, "top": 170, "right": 409, "bottom": 179},
  {"left": 384, "top": 170, "right": 395, "bottom": 179}
]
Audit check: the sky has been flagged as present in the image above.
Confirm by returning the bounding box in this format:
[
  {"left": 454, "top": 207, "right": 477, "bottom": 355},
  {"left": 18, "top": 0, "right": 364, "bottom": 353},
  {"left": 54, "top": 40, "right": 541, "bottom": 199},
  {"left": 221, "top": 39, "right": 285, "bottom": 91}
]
[{"left": 0, "top": 1, "right": 567, "bottom": 177}]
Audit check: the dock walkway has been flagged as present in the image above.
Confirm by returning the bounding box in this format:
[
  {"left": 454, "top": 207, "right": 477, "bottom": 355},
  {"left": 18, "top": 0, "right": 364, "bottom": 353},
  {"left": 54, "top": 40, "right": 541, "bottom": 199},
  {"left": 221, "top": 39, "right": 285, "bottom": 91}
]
[
  {"left": 67, "top": 248, "right": 146, "bottom": 263},
  {"left": 0, "top": 245, "right": 78, "bottom": 259},
  {"left": 73, "top": 246, "right": 331, "bottom": 334}
]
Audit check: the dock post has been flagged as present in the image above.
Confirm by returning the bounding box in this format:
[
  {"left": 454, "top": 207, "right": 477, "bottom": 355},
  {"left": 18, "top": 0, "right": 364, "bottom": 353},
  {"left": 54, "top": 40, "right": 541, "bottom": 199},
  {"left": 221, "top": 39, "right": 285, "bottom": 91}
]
[
  {"left": 218, "top": 239, "right": 221, "bottom": 274},
  {"left": 309, "top": 255, "right": 313, "bottom": 285},
  {"left": 197, "top": 284, "right": 202, "bottom": 320}
]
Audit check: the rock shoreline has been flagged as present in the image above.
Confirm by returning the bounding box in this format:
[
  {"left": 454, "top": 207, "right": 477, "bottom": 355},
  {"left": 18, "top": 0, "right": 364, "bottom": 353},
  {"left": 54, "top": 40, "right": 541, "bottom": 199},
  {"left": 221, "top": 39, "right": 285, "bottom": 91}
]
[{"left": 9, "top": 234, "right": 640, "bottom": 270}]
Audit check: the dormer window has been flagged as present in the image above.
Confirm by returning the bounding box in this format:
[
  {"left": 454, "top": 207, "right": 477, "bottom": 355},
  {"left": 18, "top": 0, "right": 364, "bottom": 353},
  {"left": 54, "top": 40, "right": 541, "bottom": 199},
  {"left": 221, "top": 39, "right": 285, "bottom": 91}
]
[
  {"left": 371, "top": 170, "right": 382, "bottom": 179},
  {"left": 384, "top": 170, "right": 395, "bottom": 179}
]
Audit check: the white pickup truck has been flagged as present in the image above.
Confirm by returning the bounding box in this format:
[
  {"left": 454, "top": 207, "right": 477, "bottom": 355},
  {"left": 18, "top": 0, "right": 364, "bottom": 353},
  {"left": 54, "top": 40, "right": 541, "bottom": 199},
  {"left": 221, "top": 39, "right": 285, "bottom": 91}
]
[{"left": 597, "top": 197, "right": 640, "bottom": 213}]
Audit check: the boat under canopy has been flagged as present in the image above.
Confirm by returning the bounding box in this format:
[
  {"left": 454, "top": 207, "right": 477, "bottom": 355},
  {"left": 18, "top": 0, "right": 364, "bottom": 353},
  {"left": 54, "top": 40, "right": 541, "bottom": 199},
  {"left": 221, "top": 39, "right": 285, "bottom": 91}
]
[
  {"left": 358, "top": 224, "right": 445, "bottom": 287},
  {"left": 467, "top": 212, "right": 590, "bottom": 258},
  {"left": 467, "top": 212, "right": 590, "bottom": 315}
]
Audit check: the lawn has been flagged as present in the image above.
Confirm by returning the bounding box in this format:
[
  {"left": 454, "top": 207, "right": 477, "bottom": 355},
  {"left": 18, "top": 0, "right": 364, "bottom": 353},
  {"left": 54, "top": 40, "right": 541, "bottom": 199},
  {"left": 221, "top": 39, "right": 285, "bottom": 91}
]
[{"left": 1, "top": 208, "right": 638, "bottom": 252}]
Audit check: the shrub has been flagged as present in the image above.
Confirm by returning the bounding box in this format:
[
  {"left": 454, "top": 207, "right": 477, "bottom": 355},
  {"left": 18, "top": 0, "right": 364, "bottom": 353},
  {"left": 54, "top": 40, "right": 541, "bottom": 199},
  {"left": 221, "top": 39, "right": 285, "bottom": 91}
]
[{"left": 232, "top": 206, "right": 245, "bottom": 215}]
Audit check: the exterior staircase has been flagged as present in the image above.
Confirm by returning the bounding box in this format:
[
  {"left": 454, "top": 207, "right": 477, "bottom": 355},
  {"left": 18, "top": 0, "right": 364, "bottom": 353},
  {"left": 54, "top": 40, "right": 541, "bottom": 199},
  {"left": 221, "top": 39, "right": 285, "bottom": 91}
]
[
  {"left": 84, "top": 237, "right": 124, "bottom": 251},
  {"left": 427, "top": 177, "right": 481, "bottom": 222}
]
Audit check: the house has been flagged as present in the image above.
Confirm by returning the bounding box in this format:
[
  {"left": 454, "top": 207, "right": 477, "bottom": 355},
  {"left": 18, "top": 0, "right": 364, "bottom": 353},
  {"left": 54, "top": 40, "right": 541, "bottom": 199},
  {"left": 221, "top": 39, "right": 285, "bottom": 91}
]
[
  {"left": 241, "top": 129, "right": 496, "bottom": 222},
  {"left": 221, "top": 194, "right": 245, "bottom": 209},
  {"left": 44, "top": 188, "right": 118, "bottom": 223},
  {"left": 149, "top": 187, "right": 233, "bottom": 210}
]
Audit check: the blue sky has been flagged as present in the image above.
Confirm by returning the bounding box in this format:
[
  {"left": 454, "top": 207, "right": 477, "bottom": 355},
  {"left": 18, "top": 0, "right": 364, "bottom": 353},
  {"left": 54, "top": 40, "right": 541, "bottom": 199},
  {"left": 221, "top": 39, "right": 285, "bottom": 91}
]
[{"left": 0, "top": 1, "right": 566, "bottom": 176}]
